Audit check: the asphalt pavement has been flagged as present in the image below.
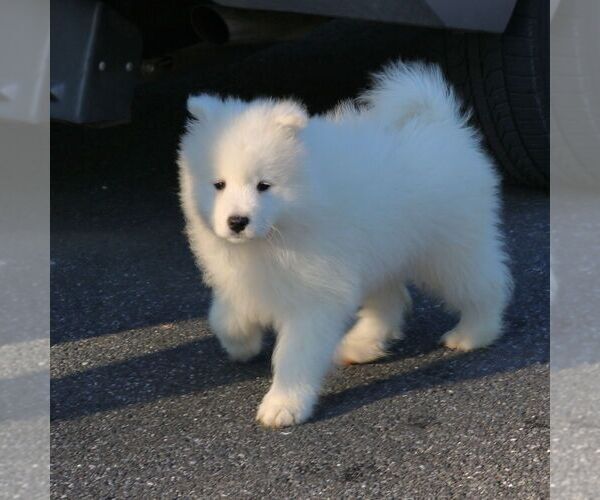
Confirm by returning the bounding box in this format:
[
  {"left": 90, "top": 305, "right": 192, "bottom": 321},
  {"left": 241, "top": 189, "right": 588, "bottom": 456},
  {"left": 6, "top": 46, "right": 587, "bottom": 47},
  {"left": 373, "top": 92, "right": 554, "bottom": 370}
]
[{"left": 51, "top": 20, "right": 549, "bottom": 498}]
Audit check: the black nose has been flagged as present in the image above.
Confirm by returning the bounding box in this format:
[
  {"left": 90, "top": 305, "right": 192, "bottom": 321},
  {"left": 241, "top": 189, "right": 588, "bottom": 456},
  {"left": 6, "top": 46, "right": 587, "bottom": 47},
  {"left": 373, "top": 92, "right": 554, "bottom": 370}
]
[{"left": 227, "top": 215, "right": 250, "bottom": 233}]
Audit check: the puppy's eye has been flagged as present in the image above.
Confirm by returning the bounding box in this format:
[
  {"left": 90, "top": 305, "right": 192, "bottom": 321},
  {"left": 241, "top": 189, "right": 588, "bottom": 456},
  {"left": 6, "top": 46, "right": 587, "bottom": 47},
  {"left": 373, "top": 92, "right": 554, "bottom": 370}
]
[
  {"left": 213, "top": 181, "right": 226, "bottom": 191},
  {"left": 256, "top": 181, "right": 271, "bottom": 192}
]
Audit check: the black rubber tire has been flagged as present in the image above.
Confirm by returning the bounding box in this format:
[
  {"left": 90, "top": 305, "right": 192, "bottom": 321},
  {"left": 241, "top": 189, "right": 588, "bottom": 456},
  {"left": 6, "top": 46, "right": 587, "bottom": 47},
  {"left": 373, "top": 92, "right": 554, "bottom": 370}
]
[{"left": 433, "top": 0, "right": 550, "bottom": 188}]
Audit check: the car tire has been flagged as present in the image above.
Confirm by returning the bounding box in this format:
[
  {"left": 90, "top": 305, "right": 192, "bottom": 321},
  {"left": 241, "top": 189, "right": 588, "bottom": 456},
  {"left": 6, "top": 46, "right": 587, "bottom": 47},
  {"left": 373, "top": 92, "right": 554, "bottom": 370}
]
[{"left": 436, "top": 0, "right": 549, "bottom": 188}]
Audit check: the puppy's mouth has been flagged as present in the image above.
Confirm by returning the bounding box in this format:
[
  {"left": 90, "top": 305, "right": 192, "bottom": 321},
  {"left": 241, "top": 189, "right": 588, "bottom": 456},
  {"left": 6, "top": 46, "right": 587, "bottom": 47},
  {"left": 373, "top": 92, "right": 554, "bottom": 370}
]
[
  {"left": 226, "top": 233, "right": 250, "bottom": 243},
  {"left": 224, "top": 228, "right": 260, "bottom": 243},
  {"left": 222, "top": 227, "right": 273, "bottom": 243}
]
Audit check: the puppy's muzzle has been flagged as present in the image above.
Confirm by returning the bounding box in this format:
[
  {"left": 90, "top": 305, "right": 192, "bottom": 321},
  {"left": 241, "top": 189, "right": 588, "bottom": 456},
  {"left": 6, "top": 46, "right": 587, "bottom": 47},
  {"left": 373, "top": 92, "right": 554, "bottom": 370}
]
[{"left": 228, "top": 215, "right": 250, "bottom": 233}]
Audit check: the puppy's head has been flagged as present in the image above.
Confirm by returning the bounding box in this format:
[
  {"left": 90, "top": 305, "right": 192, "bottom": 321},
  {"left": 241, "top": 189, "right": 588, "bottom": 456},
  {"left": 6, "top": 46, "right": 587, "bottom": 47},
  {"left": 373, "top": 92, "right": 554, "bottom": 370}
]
[{"left": 181, "top": 95, "right": 308, "bottom": 243}]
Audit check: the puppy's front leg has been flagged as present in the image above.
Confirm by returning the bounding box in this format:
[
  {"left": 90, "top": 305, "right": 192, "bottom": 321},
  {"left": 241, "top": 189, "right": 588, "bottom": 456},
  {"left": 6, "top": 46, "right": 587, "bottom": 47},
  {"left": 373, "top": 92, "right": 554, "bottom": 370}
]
[
  {"left": 257, "top": 308, "right": 349, "bottom": 428},
  {"left": 209, "top": 295, "right": 263, "bottom": 362}
]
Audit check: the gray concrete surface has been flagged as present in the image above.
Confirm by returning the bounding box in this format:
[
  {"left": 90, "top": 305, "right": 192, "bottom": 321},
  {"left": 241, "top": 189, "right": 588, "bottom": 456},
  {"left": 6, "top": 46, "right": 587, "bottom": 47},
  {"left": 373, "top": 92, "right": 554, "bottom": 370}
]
[
  {"left": 51, "top": 20, "right": 549, "bottom": 498},
  {"left": 550, "top": 190, "right": 600, "bottom": 499},
  {"left": 1, "top": 122, "right": 50, "bottom": 500}
]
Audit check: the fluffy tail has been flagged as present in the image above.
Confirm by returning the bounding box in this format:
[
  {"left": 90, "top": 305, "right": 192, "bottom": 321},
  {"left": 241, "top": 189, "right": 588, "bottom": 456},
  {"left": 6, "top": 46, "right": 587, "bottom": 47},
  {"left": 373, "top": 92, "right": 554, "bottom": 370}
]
[{"left": 359, "top": 60, "right": 468, "bottom": 130}]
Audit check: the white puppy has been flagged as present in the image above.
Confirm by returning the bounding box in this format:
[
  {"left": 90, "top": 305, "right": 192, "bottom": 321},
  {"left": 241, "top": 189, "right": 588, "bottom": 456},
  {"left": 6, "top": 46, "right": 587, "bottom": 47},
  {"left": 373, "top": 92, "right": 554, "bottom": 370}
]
[{"left": 178, "top": 61, "right": 512, "bottom": 428}]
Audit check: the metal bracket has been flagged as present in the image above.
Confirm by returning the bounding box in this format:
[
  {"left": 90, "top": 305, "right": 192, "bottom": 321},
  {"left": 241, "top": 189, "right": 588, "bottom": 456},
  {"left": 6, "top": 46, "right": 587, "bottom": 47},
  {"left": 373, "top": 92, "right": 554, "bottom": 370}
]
[{"left": 50, "top": 0, "right": 142, "bottom": 124}]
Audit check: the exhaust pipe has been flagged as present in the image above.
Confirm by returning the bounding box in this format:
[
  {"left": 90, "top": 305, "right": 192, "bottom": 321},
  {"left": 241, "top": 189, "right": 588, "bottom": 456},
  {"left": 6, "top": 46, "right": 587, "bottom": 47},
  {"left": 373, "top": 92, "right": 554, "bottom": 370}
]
[{"left": 190, "top": 6, "right": 325, "bottom": 45}]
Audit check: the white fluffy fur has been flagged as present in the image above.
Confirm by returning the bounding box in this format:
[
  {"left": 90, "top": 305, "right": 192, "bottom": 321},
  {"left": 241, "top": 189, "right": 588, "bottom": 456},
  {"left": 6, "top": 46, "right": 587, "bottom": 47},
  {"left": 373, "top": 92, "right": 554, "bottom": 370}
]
[{"left": 178, "top": 61, "right": 512, "bottom": 428}]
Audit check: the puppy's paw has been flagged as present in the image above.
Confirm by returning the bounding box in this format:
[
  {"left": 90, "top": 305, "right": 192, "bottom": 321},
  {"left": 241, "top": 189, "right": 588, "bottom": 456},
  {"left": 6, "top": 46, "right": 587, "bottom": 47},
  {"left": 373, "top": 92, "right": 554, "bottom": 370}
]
[
  {"left": 441, "top": 328, "right": 498, "bottom": 351},
  {"left": 256, "top": 391, "right": 314, "bottom": 428},
  {"left": 335, "top": 336, "right": 387, "bottom": 365},
  {"left": 219, "top": 334, "right": 262, "bottom": 363},
  {"left": 335, "top": 319, "right": 401, "bottom": 365}
]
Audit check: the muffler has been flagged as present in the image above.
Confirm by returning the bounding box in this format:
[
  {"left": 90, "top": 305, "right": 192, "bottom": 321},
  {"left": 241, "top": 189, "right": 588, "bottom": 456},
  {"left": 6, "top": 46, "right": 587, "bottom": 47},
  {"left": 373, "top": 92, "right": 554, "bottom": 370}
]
[{"left": 190, "top": 5, "right": 324, "bottom": 45}]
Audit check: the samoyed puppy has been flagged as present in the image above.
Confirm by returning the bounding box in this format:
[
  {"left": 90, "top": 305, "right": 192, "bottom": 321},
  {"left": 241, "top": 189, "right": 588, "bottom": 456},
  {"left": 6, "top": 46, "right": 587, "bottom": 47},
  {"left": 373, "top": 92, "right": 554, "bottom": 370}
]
[{"left": 178, "top": 61, "right": 512, "bottom": 428}]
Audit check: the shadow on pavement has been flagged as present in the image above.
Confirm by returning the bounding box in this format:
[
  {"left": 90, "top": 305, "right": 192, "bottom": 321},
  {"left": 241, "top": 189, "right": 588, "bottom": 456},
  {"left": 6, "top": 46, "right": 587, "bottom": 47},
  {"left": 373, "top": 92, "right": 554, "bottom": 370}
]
[{"left": 50, "top": 290, "right": 546, "bottom": 423}]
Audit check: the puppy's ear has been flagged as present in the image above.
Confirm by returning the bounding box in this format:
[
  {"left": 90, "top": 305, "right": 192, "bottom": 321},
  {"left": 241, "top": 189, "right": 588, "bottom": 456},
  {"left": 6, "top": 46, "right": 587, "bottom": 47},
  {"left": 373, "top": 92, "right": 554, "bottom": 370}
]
[
  {"left": 187, "top": 94, "right": 222, "bottom": 121},
  {"left": 272, "top": 101, "right": 308, "bottom": 133}
]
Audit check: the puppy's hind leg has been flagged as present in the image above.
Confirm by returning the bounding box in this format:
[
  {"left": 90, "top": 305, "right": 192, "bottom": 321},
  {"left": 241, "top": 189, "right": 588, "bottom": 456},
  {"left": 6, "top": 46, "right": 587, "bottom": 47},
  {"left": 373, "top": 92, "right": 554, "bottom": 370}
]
[
  {"left": 437, "top": 244, "right": 512, "bottom": 351},
  {"left": 209, "top": 295, "right": 264, "bottom": 362},
  {"left": 335, "top": 282, "right": 412, "bottom": 365}
]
